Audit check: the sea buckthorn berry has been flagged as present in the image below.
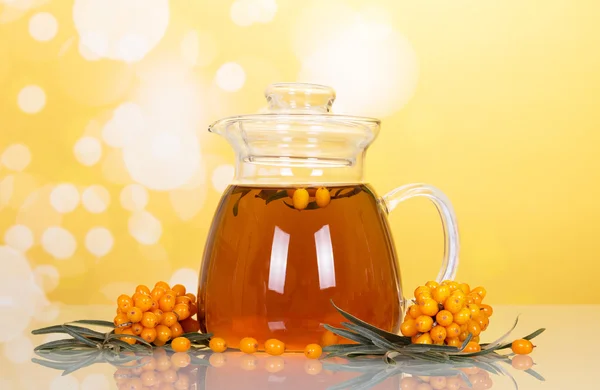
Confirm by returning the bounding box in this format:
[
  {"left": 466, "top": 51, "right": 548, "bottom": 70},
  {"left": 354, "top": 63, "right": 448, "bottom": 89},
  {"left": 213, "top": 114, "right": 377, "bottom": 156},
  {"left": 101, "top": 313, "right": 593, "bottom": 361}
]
[
  {"left": 117, "top": 295, "right": 134, "bottom": 312},
  {"left": 471, "top": 287, "right": 487, "bottom": 300},
  {"left": 169, "top": 322, "right": 183, "bottom": 338},
  {"left": 131, "top": 322, "right": 144, "bottom": 335},
  {"left": 416, "top": 293, "right": 432, "bottom": 306},
  {"left": 264, "top": 339, "right": 285, "bottom": 355},
  {"left": 127, "top": 307, "right": 143, "bottom": 323},
  {"left": 315, "top": 187, "right": 331, "bottom": 208},
  {"left": 445, "top": 323, "right": 461, "bottom": 339},
  {"left": 425, "top": 281, "right": 439, "bottom": 290},
  {"left": 436, "top": 310, "right": 453, "bottom": 327},
  {"left": 136, "top": 285, "right": 151, "bottom": 295},
  {"left": 189, "top": 303, "right": 198, "bottom": 317},
  {"left": 450, "top": 290, "right": 466, "bottom": 303},
  {"left": 304, "top": 343, "right": 322, "bottom": 359},
  {"left": 141, "top": 312, "right": 158, "bottom": 328},
  {"left": 420, "top": 299, "right": 440, "bottom": 316},
  {"left": 480, "top": 304, "right": 493, "bottom": 317},
  {"left": 446, "top": 337, "right": 461, "bottom": 347},
  {"left": 467, "top": 304, "right": 481, "bottom": 319},
  {"left": 173, "top": 303, "right": 190, "bottom": 321},
  {"left": 463, "top": 341, "right": 481, "bottom": 353},
  {"left": 415, "top": 315, "right": 434, "bottom": 333},
  {"left": 159, "top": 294, "right": 176, "bottom": 312},
  {"left": 512, "top": 354, "right": 534, "bottom": 370},
  {"left": 468, "top": 293, "right": 483, "bottom": 305},
  {"left": 466, "top": 320, "right": 482, "bottom": 337},
  {"left": 433, "top": 285, "right": 450, "bottom": 304},
  {"left": 414, "top": 286, "right": 431, "bottom": 298},
  {"left": 472, "top": 336, "right": 480, "bottom": 343},
  {"left": 151, "top": 309, "right": 164, "bottom": 324},
  {"left": 151, "top": 287, "right": 166, "bottom": 301},
  {"left": 180, "top": 317, "right": 201, "bottom": 333},
  {"left": 140, "top": 327, "right": 157, "bottom": 343},
  {"left": 446, "top": 281, "right": 459, "bottom": 292},
  {"left": 408, "top": 305, "right": 422, "bottom": 319},
  {"left": 477, "top": 315, "right": 489, "bottom": 331},
  {"left": 411, "top": 334, "right": 421, "bottom": 343},
  {"left": 239, "top": 337, "right": 259, "bottom": 354},
  {"left": 443, "top": 295, "right": 464, "bottom": 314},
  {"left": 171, "top": 336, "right": 191, "bottom": 352},
  {"left": 114, "top": 313, "right": 130, "bottom": 328},
  {"left": 155, "top": 281, "right": 170, "bottom": 290},
  {"left": 185, "top": 292, "right": 196, "bottom": 302},
  {"left": 459, "top": 283, "right": 470, "bottom": 295},
  {"left": 459, "top": 331, "right": 469, "bottom": 341},
  {"left": 413, "top": 333, "right": 433, "bottom": 344},
  {"left": 176, "top": 296, "right": 191, "bottom": 305},
  {"left": 453, "top": 308, "right": 471, "bottom": 325},
  {"left": 120, "top": 328, "right": 136, "bottom": 345},
  {"left": 134, "top": 294, "right": 153, "bottom": 312},
  {"left": 430, "top": 326, "right": 447, "bottom": 343},
  {"left": 209, "top": 337, "right": 228, "bottom": 353},
  {"left": 400, "top": 319, "right": 418, "bottom": 337},
  {"left": 161, "top": 312, "right": 178, "bottom": 327},
  {"left": 171, "top": 284, "right": 186, "bottom": 297},
  {"left": 511, "top": 339, "right": 534, "bottom": 355},
  {"left": 293, "top": 188, "right": 310, "bottom": 210},
  {"left": 155, "top": 324, "right": 172, "bottom": 343},
  {"left": 320, "top": 330, "right": 339, "bottom": 347}
]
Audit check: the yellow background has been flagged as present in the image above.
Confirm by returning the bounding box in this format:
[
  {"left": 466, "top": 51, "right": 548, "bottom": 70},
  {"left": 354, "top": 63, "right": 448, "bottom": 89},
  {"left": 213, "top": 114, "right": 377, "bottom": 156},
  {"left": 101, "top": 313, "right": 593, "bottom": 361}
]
[{"left": 1, "top": 0, "right": 599, "bottom": 334}]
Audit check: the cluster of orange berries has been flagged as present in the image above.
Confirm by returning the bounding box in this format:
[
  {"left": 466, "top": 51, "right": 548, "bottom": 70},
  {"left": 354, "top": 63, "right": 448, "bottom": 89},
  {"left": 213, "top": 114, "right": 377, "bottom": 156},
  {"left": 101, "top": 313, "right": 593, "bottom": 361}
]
[
  {"left": 400, "top": 280, "right": 493, "bottom": 352},
  {"left": 287, "top": 187, "right": 331, "bottom": 210},
  {"left": 114, "top": 282, "right": 200, "bottom": 352},
  {"left": 400, "top": 367, "right": 493, "bottom": 390},
  {"left": 208, "top": 336, "right": 323, "bottom": 360},
  {"left": 113, "top": 349, "right": 196, "bottom": 390}
]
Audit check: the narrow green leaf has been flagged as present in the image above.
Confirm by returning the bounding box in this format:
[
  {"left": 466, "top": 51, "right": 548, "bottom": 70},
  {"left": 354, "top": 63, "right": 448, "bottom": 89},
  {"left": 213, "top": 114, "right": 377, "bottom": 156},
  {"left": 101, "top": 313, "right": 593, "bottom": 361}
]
[
  {"left": 523, "top": 328, "right": 546, "bottom": 341},
  {"left": 32, "top": 324, "right": 105, "bottom": 339},
  {"left": 322, "top": 343, "right": 370, "bottom": 352},
  {"left": 34, "top": 339, "right": 91, "bottom": 352},
  {"left": 61, "top": 325, "right": 101, "bottom": 348},
  {"left": 403, "top": 343, "right": 460, "bottom": 353},
  {"left": 105, "top": 333, "right": 152, "bottom": 348},
  {"left": 323, "top": 324, "right": 372, "bottom": 345},
  {"left": 282, "top": 201, "right": 296, "bottom": 210},
  {"left": 265, "top": 190, "right": 289, "bottom": 204},
  {"left": 341, "top": 322, "right": 402, "bottom": 352},
  {"left": 305, "top": 201, "right": 320, "bottom": 210},
  {"left": 524, "top": 368, "right": 546, "bottom": 382},
  {"left": 330, "top": 300, "right": 410, "bottom": 344},
  {"left": 62, "top": 353, "right": 99, "bottom": 376},
  {"left": 68, "top": 320, "right": 115, "bottom": 328},
  {"left": 181, "top": 332, "right": 212, "bottom": 340},
  {"left": 232, "top": 190, "right": 251, "bottom": 216}
]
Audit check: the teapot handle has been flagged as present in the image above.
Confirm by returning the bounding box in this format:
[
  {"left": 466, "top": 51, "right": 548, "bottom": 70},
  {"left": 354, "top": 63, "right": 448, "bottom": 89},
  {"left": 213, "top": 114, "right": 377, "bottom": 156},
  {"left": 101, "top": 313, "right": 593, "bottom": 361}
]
[{"left": 380, "top": 183, "right": 459, "bottom": 282}]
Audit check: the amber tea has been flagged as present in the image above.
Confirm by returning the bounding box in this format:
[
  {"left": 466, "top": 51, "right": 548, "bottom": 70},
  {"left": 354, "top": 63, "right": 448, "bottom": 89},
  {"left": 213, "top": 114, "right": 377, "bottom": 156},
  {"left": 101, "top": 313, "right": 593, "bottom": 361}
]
[{"left": 198, "top": 185, "right": 403, "bottom": 351}]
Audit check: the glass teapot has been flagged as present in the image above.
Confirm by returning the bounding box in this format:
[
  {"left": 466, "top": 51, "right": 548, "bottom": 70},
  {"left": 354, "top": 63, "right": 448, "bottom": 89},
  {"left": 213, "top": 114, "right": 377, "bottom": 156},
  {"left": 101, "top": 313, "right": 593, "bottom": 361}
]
[{"left": 198, "top": 83, "right": 459, "bottom": 351}]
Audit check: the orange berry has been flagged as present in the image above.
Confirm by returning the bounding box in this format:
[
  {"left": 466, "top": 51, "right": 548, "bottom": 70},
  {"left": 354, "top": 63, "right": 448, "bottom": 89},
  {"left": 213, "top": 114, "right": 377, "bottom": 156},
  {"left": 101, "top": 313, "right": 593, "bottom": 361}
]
[
  {"left": 189, "top": 303, "right": 198, "bottom": 317},
  {"left": 180, "top": 317, "right": 200, "bottom": 333},
  {"left": 458, "top": 283, "right": 470, "bottom": 295},
  {"left": 466, "top": 320, "right": 482, "bottom": 337},
  {"left": 445, "top": 323, "right": 461, "bottom": 339},
  {"left": 425, "top": 280, "right": 439, "bottom": 290},
  {"left": 131, "top": 322, "right": 144, "bottom": 336},
  {"left": 468, "top": 293, "right": 483, "bottom": 305},
  {"left": 315, "top": 187, "right": 331, "bottom": 208},
  {"left": 477, "top": 315, "right": 489, "bottom": 331},
  {"left": 512, "top": 354, "right": 534, "bottom": 370},
  {"left": 432, "top": 285, "right": 450, "bottom": 304},
  {"left": 153, "top": 339, "right": 166, "bottom": 347},
  {"left": 156, "top": 324, "right": 172, "bottom": 343},
  {"left": 159, "top": 294, "right": 176, "bottom": 312},
  {"left": 117, "top": 295, "right": 134, "bottom": 312},
  {"left": 413, "top": 333, "right": 433, "bottom": 344},
  {"left": 185, "top": 293, "right": 196, "bottom": 303},
  {"left": 445, "top": 281, "right": 459, "bottom": 292},
  {"left": 511, "top": 339, "right": 534, "bottom": 355},
  {"left": 140, "top": 327, "right": 157, "bottom": 343},
  {"left": 134, "top": 294, "right": 153, "bottom": 312},
  {"left": 151, "top": 287, "right": 166, "bottom": 302},
  {"left": 239, "top": 337, "right": 259, "bottom": 354},
  {"left": 141, "top": 312, "right": 158, "bottom": 328},
  {"left": 175, "top": 296, "right": 191, "bottom": 305},
  {"left": 170, "top": 322, "right": 183, "bottom": 338},
  {"left": 414, "top": 286, "right": 431, "bottom": 298},
  {"left": 467, "top": 304, "right": 481, "bottom": 320},
  {"left": 420, "top": 299, "right": 439, "bottom": 316},
  {"left": 451, "top": 290, "right": 466, "bottom": 302},
  {"left": 472, "top": 335, "right": 480, "bottom": 343},
  {"left": 408, "top": 305, "right": 422, "bottom": 319},
  {"left": 161, "top": 312, "right": 178, "bottom": 327},
  {"left": 471, "top": 287, "right": 487, "bottom": 300},
  {"left": 480, "top": 304, "right": 493, "bottom": 317},
  {"left": 171, "top": 336, "right": 191, "bottom": 352},
  {"left": 400, "top": 319, "right": 418, "bottom": 337},
  {"left": 127, "top": 307, "right": 143, "bottom": 323},
  {"left": 459, "top": 331, "right": 469, "bottom": 341},
  {"left": 446, "top": 337, "right": 461, "bottom": 347},
  {"left": 430, "top": 326, "right": 447, "bottom": 343},
  {"left": 155, "top": 281, "right": 170, "bottom": 290},
  {"left": 120, "top": 329, "right": 137, "bottom": 345},
  {"left": 443, "top": 295, "right": 463, "bottom": 314},
  {"left": 151, "top": 309, "right": 164, "bottom": 324},
  {"left": 320, "top": 330, "right": 339, "bottom": 347},
  {"left": 293, "top": 188, "right": 310, "bottom": 210},
  {"left": 463, "top": 341, "right": 481, "bottom": 353},
  {"left": 209, "top": 337, "right": 228, "bottom": 353},
  {"left": 171, "top": 284, "right": 186, "bottom": 297},
  {"left": 114, "top": 313, "right": 130, "bottom": 328},
  {"left": 136, "top": 285, "right": 151, "bottom": 295},
  {"left": 415, "top": 315, "right": 434, "bottom": 333},
  {"left": 304, "top": 343, "right": 322, "bottom": 359},
  {"left": 435, "top": 310, "right": 453, "bottom": 327},
  {"left": 454, "top": 308, "right": 471, "bottom": 325},
  {"left": 264, "top": 339, "right": 285, "bottom": 355},
  {"left": 173, "top": 303, "right": 190, "bottom": 321}
]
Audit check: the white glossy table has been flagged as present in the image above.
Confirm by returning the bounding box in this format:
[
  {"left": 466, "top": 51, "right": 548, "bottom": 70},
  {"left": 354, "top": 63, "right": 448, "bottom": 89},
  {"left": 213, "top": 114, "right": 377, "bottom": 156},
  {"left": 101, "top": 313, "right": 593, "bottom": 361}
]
[{"left": 1, "top": 305, "right": 597, "bottom": 389}]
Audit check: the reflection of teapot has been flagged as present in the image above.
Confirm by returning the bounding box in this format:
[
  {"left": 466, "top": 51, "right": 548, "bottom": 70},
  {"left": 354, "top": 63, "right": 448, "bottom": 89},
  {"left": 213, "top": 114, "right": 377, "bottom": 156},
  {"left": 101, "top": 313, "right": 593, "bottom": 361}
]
[{"left": 198, "top": 83, "right": 460, "bottom": 351}]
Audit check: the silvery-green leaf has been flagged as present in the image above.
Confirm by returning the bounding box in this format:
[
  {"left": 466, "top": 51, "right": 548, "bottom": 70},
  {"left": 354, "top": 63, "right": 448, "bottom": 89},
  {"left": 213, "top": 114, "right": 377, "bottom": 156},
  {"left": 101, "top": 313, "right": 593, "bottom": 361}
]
[
  {"left": 323, "top": 324, "right": 372, "bottom": 345},
  {"left": 341, "top": 322, "right": 402, "bottom": 352}
]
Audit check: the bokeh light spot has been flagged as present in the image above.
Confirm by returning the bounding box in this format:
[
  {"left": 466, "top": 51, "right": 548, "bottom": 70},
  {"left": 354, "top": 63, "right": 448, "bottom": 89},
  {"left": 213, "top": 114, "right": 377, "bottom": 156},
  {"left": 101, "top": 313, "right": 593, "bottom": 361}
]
[
  {"left": 1, "top": 143, "right": 31, "bottom": 171},
  {"left": 17, "top": 85, "right": 46, "bottom": 114},
  {"left": 81, "top": 374, "right": 110, "bottom": 390},
  {"left": 82, "top": 185, "right": 110, "bottom": 213},
  {"left": 73, "top": 136, "right": 102, "bottom": 166},
  {"left": 28, "top": 12, "right": 58, "bottom": 42},
  {"left": 50, "top": 183, "right": 80, "bottom": 213},
  {"left": 33, "top": 264, "right": 60, "bottom": 293},
  {"left": 41, "top": 226, "right": 77, "bottom": 259},
  {"left": 85, "top": 227, "right": 114, "bottom": 257},
  {"left": 50, "top": 375, "right": 79, "bottom": 390},
  {"left": 215, "top": 62, "right": 246, "bottom": 92},
  {"left": 120, "top": 184, "right": 148, "bottom": 211},
  {"left": 4, "top": 224, "right": 34, "bottom": 252},
  {"left": 230, "top": 0, "right": 277, "bottom": 26},
  {"left": 2, "top": 333, "right": 33, "bottom": 363},
  {"left": 169, "top": 268, "right": 198, "bottom": 297},
  {"left": 211, "top": 164, "right": 235, "bottom": 193},
  {"left": 101, "top": 102, "right": 145, "bottom": 148},
  {"left": 128, "top": 211, "right": 162, "bottom": 245}
]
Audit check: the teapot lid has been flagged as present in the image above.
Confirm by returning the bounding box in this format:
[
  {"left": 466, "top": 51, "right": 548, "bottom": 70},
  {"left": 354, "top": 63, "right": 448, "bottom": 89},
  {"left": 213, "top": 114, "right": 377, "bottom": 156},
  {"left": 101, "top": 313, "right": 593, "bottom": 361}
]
[{"left": 208, "top": 82, "right": 380, "bottom": 139}]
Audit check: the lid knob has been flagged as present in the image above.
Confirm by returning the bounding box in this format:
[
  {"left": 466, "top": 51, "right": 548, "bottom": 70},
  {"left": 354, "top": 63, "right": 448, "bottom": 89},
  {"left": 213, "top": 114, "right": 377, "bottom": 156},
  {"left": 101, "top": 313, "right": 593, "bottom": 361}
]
[{"left": 264, "top": 83, "right": 336, "bottom": 113}]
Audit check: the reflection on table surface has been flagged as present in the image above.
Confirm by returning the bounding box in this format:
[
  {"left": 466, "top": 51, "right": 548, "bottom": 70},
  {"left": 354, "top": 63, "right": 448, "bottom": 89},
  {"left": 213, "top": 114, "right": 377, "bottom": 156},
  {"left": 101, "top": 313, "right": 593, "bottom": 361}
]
[{"left": 29, "top": 347, "right": 540, "bottom": 390}]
